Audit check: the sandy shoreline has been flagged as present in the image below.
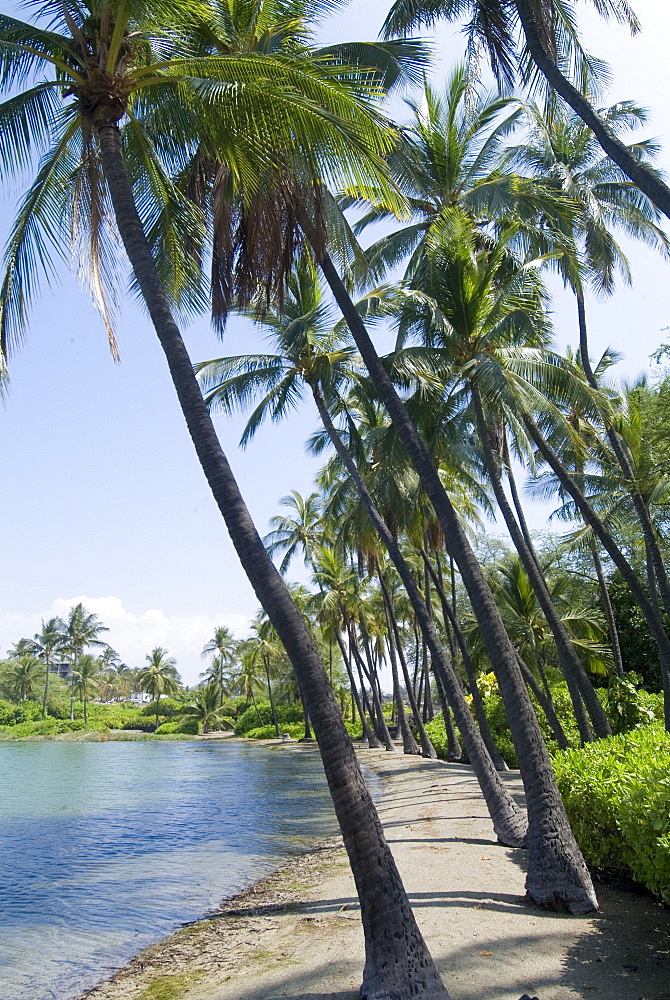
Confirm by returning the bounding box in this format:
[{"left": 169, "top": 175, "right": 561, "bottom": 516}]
[{"left": 73, "top": 743, "right": 669, "bottom": 1000}]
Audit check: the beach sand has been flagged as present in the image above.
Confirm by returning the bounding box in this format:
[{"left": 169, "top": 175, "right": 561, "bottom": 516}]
[{"left": 75, "top": 745, "right": 670, "bottom": 1000}]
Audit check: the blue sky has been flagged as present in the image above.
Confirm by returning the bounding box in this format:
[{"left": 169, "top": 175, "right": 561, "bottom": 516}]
[{"left": 0, "top": 0, "right": 669, "bottom": 684}]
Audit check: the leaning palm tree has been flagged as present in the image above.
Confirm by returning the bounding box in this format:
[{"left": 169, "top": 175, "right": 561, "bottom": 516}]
[
  {"left": 138, "top": 647, "right": 180, "bottom": 729},
  {"left": 0, "top": 0, "right": 454, "bottom": 998},
  {"left": 0, "top": 5, "right": 452, "bottom": 992},
  {"left": 382, "top": 0, "right": 670, "bottom": 219},
  {"left": 510, "top": 99, "right": 670, "bottom": 620}
]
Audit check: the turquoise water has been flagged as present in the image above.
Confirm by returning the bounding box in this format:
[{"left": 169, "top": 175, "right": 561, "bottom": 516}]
[{"left": 0, "top": 740, "right": 339, "bottom": 1000}]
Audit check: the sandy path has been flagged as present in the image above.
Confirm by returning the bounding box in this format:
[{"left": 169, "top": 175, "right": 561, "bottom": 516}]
[{"left": 76, "top": 746, "right": 670, "bottom": 1000}]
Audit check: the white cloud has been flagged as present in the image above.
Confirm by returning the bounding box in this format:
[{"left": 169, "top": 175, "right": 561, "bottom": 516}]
[{"left": 0, "top": 596, "right": 250, "bottom": 686}]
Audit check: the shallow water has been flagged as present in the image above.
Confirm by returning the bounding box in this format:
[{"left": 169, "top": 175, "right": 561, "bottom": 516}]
[{"left": 0, "top": 739, "right": 339, "bottom": 1000}]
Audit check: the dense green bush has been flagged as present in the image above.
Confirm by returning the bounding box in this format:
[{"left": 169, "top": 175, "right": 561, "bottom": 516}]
[
  {"left": 139, "top": 698, "right": 183, "bottom": 719},
  {"left": 602, "top": 675, "right": 663, "bottom": 734},
  {"left": 0, "top": 718, "right": 106, "bottom": 737},
  {"left": 244, "top": 722, "right": 305, "bottom": 740},
  {"left": 234, "top": 702, "right": 304, "bottom": 736},
  {"left": 0, "top": 700, "right": 33, "bottom": 725},
  {"left": 553, "top": 723, "right": 670, "bottom": 903},
  {"left": 154, "top": 717, "right": 199, "bottom": 735}
]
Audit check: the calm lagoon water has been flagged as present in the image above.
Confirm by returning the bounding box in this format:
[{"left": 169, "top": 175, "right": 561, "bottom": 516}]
[{"left": 0, "top": 739, "right": 339, "bottom": 1000}]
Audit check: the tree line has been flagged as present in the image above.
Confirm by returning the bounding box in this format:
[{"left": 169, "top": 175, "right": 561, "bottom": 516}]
[{"left": 1, "top": 0, "right": 669, "bottom": 997}]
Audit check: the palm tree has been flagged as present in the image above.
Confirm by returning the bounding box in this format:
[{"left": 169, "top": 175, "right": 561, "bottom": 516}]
[
  {"left": 63, "top": 604, "right": 109, "bottom": 720},
  {"left": 353, "top": 66, "right": 554, "bottom": 280},
  {"left": 138, "top": 647, "right": 180, "bottom": 729},
  {"left": 382, "top": 0, "right": 670, "bottom": 219},
  {"left": 318, "top": 202, "right": 599, "bottom": 909},
  {"left": 238, "top": 619, "right": 286, "bottom": 738},
  {"left": 0, "top": 6, "right": 450, "bottom": 990},
  {"left": 71, "top": 654, "right": 101, "bottom": 725},
  {"left": 510, "top": 99, "right": 670, "bottom": 620},
  {"left": 201, "top": 626, "right": 238, "bottom": 705},
  {"left": 30, "top": 618, "right": 67, "bottom": 719},
  {"left": 183, "top": 682, "right": 230, "bottom": 733},
  {"left": 2, "top": 654, "right": 44, "bottom": 702},
  {"left": 387, "top": 206, "right": 612, "bottom": 741},
  {"left": 265, "top": 491, "right": 329, "bottom": 575}
]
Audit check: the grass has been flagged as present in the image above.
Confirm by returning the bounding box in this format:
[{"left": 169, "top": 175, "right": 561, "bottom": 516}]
[{"left": 136, "top": 972, "right": 203, "bottom": 1000}]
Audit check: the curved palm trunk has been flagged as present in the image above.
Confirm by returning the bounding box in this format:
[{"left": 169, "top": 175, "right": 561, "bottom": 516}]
[
  {"left": 356, "top": 634, "right": 396, "bottom": 752},
  {"left": 427, "top": 553, "right": 510, "bottom": 771},
  {"left": 358, "top": 620, "right": 397, "bottom": 752},
  {"left": 515, "top": 654, "right": 570, "bottom": 751},
  {"left": 590, "top": 542, "right": 624, "bottom": 677},
  {"left": 523, "top": 412, "right": 670, "bottom": 728},
  {"left": 313, "top": 386, "right": 527, "bottom": 845},
  {"left": 319, "top": 253, "right": 594, "bottom": 909},
  {"left": 380, "top": 587, "right": 421, "bottom": 755},
  {"left": 471, "top": 384, "right": 608, "bottom": 741},
  {"left": 576, "top": 292, "right": 670, "bottom": 620},
  {"left": 515, "top": 0, "right": 670, "bottom": 220},
  {"left": 335, "top": 629, "right": 381, "bottom": 749},
  {"left": 434, "top": 667, "right": 463, "bottom": 762},
  {"left": 96, "top": 119, "right": 448, "bottom": 1000}
]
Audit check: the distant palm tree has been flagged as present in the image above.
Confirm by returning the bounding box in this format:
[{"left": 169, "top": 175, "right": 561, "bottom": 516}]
[
  {"left": 63, "top": 604, "right": 109, "bottom": 720},
  {"left": 183, "top": 683, "right": 231, "bottom": 734},
  {"left": 138, "top": 648, "right": 180, "bottom": 729},
  {"left": 200, "top": 627, "right": 238, "bottom": 706},
  {"left": 30, "top": 618, "right": 66, "bottom": 719},
  {"left": 70, "top": 655, "right": 101, "bottom": 725},
  {"left": 2, "top": 654, "right": 44, "bottom": 702}
]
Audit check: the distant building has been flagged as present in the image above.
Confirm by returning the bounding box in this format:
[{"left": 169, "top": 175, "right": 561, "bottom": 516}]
[{"left": 129, "top": 691, "right": 151, "bottom": 705}]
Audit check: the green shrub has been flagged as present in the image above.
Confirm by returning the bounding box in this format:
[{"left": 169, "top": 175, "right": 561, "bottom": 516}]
[
  {"left": 424, "top": 717, "right": 448, "bottom": 759},
  {"left": 140, "top": 698, "right": 182, "bottom": 719},
  {"left": 553, "top": 723, "right": 670, "bottom": 903},
  {"left": 602, "top": 675, "right": 664, "bottom": 734},
  {"left": 234, "top": 702, "right": 304, "bottom": 736},
  {"left": 155, "top": 721, "right": 190, "bottom": 734},
  {"left": 244, "top": 722, "right": 305, "bottom": 740},
  {"left": 0, "top": 718, "right": 109, "bottom": 737},
  {"left": 0, "top": 700, "right": 29, "bottom": 725},
  {"left": 219, "top": 701, "right": 240, "bottom": 720}
]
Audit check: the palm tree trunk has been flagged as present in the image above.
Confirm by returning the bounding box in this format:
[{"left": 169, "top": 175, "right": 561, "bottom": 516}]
[
  {"left": 350, "top": 621, "right": 396, "bottom": 752},
  {"left": 471, "top": 383, "right": 608, "bottom": 742},
  {"left": 319, "top": 252, "right": 594, "bottom": 909},
  {"left": 426, "top": 553, "right": 510, "bottom": 771},
  {"left": 433, "top": 666, "right": 463, "bottom": 762},
  {"left": 522, "top": 411, "right": 670, "bottom": 728},
  {"left": 380, "top": 582, "right": 421, "bottom": 755},
  {"left": 514, "top": 0, "right": 670, "bottom": 220},
  {"left": 589, "top": 543, "right": 624, "bottom": 677},
  {"left": 96, "top": 118, "right": 449, "bottom": 1000},
  {"left": 515, "top": 654, "right": 570, "bottom": 751},
  {"left": 312, "top": 387, "right": 526, "bottom": 842},
  {"left": 335, "top": 628, "right": 382, "bottom": 749}
]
